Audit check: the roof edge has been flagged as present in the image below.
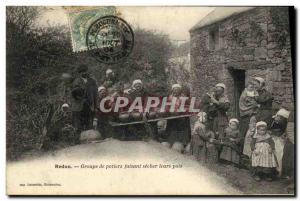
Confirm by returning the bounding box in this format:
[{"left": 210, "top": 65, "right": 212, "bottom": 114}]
[{"left": 189, "top": 7, "right": 256, "bottom": 32}]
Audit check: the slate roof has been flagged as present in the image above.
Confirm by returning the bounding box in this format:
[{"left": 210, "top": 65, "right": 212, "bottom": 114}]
[{"left": 190, "top": 7, "right": 254, "bottom": 32}]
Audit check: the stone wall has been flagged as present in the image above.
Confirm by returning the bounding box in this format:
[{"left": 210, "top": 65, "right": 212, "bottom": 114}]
[{"left": 190, "top": 7, "right": 294, "bottom": 119}]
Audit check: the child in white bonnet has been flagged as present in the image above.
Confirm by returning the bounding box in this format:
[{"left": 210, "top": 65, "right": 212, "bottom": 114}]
[
  {"left": 251, "top": 121, "right": 277, "bottom": 181},
  {"left": 191, "top": 112, "right": 218, "bottom": 163}
]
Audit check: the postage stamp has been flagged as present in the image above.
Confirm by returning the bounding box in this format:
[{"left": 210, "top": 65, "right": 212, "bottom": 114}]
[
  {"left": 65, "top": 6, "right": 118, "bottom": 52},
  {"left": 86, "top": 15, "right": 134, "bottom": 64}
]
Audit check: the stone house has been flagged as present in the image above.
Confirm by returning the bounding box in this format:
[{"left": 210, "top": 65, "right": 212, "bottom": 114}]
[{"left": 190, "top": 7, "right": 294, "bottom": 119}]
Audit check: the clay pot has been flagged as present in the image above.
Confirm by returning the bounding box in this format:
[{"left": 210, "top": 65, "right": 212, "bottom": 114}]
[
  {"left": 148, "top": 111, "right": 157, "bottom": 119},
  {"left": 161, "top": 142, "right": 171, "bottom": 148},
  {"left": 158, "top": 111, "right": 169, "bottom": 118},
  {"left": 61, "top": 73, "right": 72, "bottom": 81},
  {"left": 80, "top": 129, "right": 102, "bottom": 143},
  {"left": 130, "top": 111, "right": 142, "bottom": 121},
  {"left": 119, "top": 112, "right": 130, "bottom": 122},
  {"left": 171, "top": 112, "right": 180, "bottom": 116},
  {"left": 184, "top": 143, "right": 191, "bottom": 154},
  {"left": 172, "top": 142, "right": 184, "bottom": 153}
]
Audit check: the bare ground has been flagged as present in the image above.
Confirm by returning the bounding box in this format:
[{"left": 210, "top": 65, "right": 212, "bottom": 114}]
[{"left": 7, "top": 139, "right": 294, "bottom": 195}]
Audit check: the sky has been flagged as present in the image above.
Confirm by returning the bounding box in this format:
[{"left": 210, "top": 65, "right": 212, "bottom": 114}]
[{"left": 37, "top": 6, "right": 214, "bottom": 41}]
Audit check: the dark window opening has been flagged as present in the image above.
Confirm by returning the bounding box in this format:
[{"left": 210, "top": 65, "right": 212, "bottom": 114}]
[
  {"left": 230, "top": 69, "right": 245, "bottom": 118},
  {"left": 209, "top": 27, "right": 219, "bottom": 50}
]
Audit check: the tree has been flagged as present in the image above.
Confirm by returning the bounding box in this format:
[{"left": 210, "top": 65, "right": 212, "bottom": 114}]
[
  {"left": 6, "top": 7, "right": 173, "bottom": 160},
  {"left": 7, "top": 6, "right": 39, "bottom": 31}
]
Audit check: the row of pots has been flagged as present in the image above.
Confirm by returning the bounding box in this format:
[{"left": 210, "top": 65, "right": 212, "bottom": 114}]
[{"left": 118, "top": 111, "right": 181, "bottom": 122}]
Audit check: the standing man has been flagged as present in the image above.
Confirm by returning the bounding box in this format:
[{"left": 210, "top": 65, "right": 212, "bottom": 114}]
[
  {"left": 253, "top": 77, "right": 274, "bottom": 127},
  {"left": 70, "top": 64, "right": 97, "bottom": 143}
]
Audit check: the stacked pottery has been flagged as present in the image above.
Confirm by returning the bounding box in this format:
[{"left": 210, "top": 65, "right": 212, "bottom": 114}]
[
  {"left": 161, "top": 141, "right": 171, "bottom": 148},
  {"left": 119, "top": 112, "right": 130, "bottom": 123},
  {"left": 130, "top": 111, "right": 142, "bottom": 121},
  {"left": 171, "top": 142, "right": 184, "bottom": 153},
  {"left": 80, "top": 129, "right": 102, "bottom": 143},
  {"left": 148, "top": 111, "right": 157, "bottom": 119}
]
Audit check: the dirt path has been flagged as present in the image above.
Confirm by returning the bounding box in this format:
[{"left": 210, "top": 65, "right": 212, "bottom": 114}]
[
  {"left": 7, "top": 139, "right": 241, "bottom": 195},
  {"left": 199, "top": 161, "right": 293, "bottom": 195}
]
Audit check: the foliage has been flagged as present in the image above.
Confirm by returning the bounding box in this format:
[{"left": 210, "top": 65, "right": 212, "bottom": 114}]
[
  {"left": 6, "top": 7, "right": 172, "bottom": 160},
  {"left": 167, "top": 42, "right": 191, "bottom": 91},
  {"left": 249, "top": 21, "right": 264, "bottom": 41},
  {"left": 270, "top": 7, "right": 290, "bottom": 48},
  {"left": 90, "top": 28, "right": 172, "bottom": 95},
  {"left": 229, "top": 28, "right": 247, "bottom": 47}
]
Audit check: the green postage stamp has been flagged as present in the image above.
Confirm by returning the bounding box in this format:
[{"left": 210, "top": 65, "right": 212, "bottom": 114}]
[{"left": 66, "top": 6, "right": 117, "bottom": 52}]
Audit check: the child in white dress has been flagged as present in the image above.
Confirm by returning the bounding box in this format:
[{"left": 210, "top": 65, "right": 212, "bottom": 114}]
[{"left": 251, "top": 121, "right": 277, "bottom": 181}]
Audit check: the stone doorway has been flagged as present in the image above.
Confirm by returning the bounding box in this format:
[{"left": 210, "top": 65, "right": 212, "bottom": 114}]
[{"left": 230, "top": 69, "right": 245, "bottom": 118}]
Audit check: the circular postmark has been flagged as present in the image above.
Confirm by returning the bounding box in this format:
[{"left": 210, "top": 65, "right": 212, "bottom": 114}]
[{"left": 86, "top": 15, "right": 134, "bottom": 64}]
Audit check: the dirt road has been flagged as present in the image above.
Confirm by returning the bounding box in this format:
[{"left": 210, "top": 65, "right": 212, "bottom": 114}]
[{"left": 7, "top": 139, "right": 241, "bottom": 195}]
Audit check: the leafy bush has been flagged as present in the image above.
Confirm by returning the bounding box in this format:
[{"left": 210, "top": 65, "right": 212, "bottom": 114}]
[{"left": 6, "top": 7, "right": 172, "bottom": 160}]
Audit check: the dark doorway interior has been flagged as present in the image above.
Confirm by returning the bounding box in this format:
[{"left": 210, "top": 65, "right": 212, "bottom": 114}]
[{"left": 230, "top": 69, "right": 245, "bottom": 118}]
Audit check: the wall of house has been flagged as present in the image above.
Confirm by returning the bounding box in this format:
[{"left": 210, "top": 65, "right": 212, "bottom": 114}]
[{"left": 190, "top": 7, "right": 294, "bottom": 119}]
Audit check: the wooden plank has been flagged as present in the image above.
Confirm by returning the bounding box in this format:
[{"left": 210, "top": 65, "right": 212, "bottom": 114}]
[{"left": 109, "top": 114, "right": 194, "bottom": 127}]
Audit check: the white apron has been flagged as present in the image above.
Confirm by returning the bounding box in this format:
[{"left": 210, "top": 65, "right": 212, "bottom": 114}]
[
  {"left": 243, "top": 129, "right": 253, "bottom": 157},
  {"left": 251, "top": 142, "right": 277, "bottom": 168},
  {"left": 272, "top": 136, "right": 285, "bottom": 175}
]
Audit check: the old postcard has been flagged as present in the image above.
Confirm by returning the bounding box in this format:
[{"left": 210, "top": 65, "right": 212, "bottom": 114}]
[{"left": 6, "top": 6, "right": 295, "bottom": 195}]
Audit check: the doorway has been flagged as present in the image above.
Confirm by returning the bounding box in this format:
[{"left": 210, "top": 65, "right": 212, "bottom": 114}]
[{"left": 230, "top": 69, "right": 245, "bottom": 118}]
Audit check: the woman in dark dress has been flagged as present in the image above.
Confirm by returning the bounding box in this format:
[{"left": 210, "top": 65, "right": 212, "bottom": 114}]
[
  {"left": 123, "top": 79, "right": 157, "bottom": 141},
  {"left": 253, "top": 77, "right": 274, "bottom": 127},
  {"left": 203, "top": 83, "right": 230, "bottom": 139},
  {"left": 201, "top": 87, "right": 218, "bottom": 132},
  {"left": 270, "top": 108, "right": 291, "bottom": 177},
  {"left": 166, "top": 84, "right": 191, "bottom": 148},
  {"left": 95, "top": 86, "right": 114, "bottom": 139}
]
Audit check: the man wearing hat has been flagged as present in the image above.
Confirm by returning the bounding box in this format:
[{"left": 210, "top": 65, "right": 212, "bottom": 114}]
[
  {"left": 253, "top": 77, "right": 274, "bottom": 126},
  {"left": 70, "top": 64, "right": 97, "bottom": 143}
]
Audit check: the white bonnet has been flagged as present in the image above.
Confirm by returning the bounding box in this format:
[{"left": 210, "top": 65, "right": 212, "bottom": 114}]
[
  {"left": 215, "top": 83, "right": 226, "bottom": 90},
  {"left": 276, "top": 108, "right": 290, "bottom": 119},
  {"left": 172, "top": 84, "right": 182, "bottom": 90}
]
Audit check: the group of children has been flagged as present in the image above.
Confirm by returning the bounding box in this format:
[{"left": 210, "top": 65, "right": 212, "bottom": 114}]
[
  {"left": 191, "top": 112, "right": 242, "bottom": 166},
  {"left": 191, "top": 108, "right": 291, "bottom": 182}
]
